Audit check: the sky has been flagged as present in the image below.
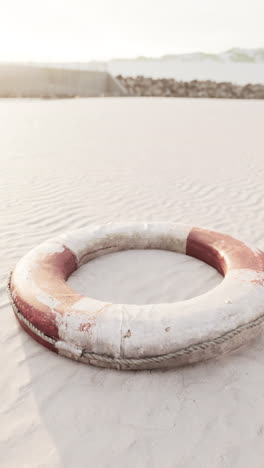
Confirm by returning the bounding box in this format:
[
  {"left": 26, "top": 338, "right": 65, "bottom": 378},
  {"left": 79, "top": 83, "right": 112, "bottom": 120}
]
[{"left": 0, "top": 0, "right": 263, "bottom": 62}]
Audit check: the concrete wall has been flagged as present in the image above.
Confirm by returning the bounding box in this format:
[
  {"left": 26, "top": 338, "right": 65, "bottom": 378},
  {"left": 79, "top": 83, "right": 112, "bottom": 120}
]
[{"left": 0, "top": 65, "right": 127, "bottom": 97}]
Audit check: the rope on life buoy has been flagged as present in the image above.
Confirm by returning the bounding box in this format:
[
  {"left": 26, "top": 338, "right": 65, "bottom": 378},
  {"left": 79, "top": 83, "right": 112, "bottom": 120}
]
[{"left": 7, "top": 271, "right": 264, "bottom": 369}]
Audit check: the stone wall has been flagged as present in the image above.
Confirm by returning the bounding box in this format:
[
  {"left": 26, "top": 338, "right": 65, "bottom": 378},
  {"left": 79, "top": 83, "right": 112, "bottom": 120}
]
[
  {"left": 0, "top": 65, "right": 126, "bottom": 98},
  {"left": 117, "top": 75, "right": 264, "bottom": 99}
]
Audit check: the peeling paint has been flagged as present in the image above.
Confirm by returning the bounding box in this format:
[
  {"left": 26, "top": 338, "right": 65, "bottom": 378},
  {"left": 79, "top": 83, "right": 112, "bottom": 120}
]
[
  {"left": 123, "top": 329, "right": 131, "bottom": 338},
  {"left": 10, "top": 223, "right": 264, "bottom": 368}
]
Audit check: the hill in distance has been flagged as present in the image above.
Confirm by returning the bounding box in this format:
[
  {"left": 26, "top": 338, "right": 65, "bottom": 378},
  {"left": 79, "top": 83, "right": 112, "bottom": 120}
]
[{"left": 111, "top": 48, "right": 264, "bottom": 63}]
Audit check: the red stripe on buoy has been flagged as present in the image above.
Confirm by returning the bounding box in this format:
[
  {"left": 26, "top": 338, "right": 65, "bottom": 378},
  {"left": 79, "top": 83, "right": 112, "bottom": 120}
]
[
  {"left": 186, "top": 227, "right": 264, "bottom": 275},
  {"left": 11, "top": 247, "right": 78, "bottom": 339},
  {"left": 11, "top": 292, "right": 60, "bottom": 339},
  {"left": 15, "top": 313, "right": 57, "bottom": 353}
]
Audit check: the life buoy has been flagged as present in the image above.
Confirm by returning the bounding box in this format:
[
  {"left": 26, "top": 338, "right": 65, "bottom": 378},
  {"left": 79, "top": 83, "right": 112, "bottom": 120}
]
[{"left": 8, "top": 223, "right": 264, "bottom": 370}]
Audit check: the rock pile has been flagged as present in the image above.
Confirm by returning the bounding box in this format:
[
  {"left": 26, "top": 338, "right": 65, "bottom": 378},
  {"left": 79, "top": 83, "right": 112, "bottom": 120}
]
[{"left": 116, "top": 75, "right": 264, "bottom": 99}]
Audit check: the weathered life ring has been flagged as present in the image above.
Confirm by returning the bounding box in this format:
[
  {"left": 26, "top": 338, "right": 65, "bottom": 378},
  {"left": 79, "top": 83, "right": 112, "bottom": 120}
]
[{"left": 8, "top": 223, "right": 264, "bottom": 370}]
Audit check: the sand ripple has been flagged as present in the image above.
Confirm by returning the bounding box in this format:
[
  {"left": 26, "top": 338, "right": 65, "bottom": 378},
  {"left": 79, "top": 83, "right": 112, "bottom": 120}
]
[{"left": 1, "top": 98, "right": 264, "bottom": 467}]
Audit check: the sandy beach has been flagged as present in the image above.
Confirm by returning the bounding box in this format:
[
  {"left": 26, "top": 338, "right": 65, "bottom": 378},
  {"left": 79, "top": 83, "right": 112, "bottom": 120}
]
[{"left": 1, "top": 97, "right": 264, "bottom": 467}]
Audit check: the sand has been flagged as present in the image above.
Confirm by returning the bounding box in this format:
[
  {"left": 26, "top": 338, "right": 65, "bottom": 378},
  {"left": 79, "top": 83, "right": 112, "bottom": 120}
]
[{"left": 1, "top": 97, "right": 264, "bottom": 467}]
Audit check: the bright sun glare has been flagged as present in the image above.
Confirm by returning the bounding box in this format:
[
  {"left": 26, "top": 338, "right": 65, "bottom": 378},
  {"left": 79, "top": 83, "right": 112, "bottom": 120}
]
[{"left": 0, "top": 0, "right": 264, "bottom": 62}]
